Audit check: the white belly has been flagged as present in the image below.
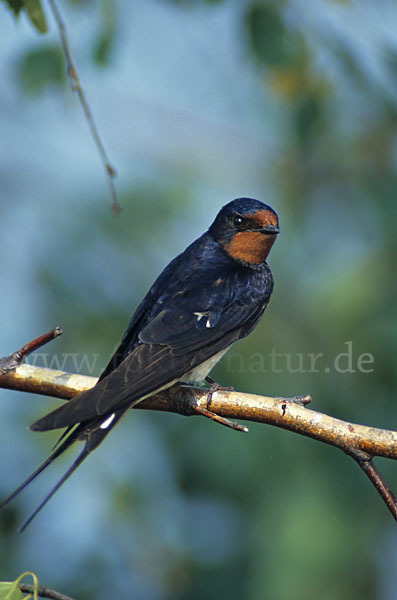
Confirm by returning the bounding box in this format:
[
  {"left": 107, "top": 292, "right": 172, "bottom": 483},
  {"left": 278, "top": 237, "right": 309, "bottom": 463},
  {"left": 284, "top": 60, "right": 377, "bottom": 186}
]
[{"left": 181, "top": 348, "right": 230, "bottom": 384}]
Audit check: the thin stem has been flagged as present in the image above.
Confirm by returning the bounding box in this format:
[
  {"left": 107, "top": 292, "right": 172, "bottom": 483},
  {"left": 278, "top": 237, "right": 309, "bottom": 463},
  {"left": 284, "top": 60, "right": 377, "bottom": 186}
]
[
  {"left": 354, "top": 454, "right": 397, "bottom": 522},
  {"left": 47, "top": 0, "right": 120, "bottom": 215}
]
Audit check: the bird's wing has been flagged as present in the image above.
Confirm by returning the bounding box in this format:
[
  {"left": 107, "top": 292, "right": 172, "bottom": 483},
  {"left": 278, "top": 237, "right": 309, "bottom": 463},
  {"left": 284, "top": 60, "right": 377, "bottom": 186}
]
[
  {"left": 6, "top": 301, "right": 262, "bottom": 529},
  {"left": 31, "top": 300, "right": 266, "bottom": 431},
  {"left": 98, "top": 293, "right": 153, "bottom": 380}
]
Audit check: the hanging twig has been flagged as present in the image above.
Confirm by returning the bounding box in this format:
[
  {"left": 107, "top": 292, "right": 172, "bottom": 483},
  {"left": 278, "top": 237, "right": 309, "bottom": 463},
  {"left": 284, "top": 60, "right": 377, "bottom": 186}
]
[{"left": 47, "top": 0, "right": 120, "bottom": 215}]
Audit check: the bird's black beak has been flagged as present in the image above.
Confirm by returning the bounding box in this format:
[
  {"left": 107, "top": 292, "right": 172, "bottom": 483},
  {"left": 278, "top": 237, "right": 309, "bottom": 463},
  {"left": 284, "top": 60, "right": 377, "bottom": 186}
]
[{"left": 261, "top": 224, "right": 279, "bottom": 235}]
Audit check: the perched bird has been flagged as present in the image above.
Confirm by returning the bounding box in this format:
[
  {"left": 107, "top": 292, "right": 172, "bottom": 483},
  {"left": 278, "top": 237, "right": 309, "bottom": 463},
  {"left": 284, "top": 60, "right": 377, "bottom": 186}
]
[{"left": 1, "top": 197, "right": 279, "bottom": 530}]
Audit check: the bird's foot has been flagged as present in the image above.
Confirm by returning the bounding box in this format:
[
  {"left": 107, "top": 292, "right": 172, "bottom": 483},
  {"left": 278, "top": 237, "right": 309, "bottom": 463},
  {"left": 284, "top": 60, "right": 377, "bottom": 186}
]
[
  {"left": 176, "top": 380, "right": 247, "bottom": 432},
  {"left": 204, "top": 376, "right": 234, "bottom": 410},
  {"left": 194, "top": 376, "right": 246, "bottom": 432}
]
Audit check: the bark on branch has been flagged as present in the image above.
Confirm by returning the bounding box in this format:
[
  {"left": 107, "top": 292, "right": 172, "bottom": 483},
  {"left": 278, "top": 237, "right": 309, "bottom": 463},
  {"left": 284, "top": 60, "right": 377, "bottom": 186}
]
[{"left": 1, "top": 329, "right": 397, "bottom": 522}]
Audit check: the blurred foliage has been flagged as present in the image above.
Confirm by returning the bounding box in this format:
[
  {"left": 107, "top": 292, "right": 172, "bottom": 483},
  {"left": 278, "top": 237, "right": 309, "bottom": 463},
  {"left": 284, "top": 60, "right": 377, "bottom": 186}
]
[
  {"left": 1, "top": 1, "right": 397, "bottom": 600},
  {"left": 1, "top": 0, "right": 47, "bottom": 33},
  {"left": 17, "top": 44, "right": 65, "bottom": 93},
  {"left": 92, "top": 0, "right": 117, "bottom": 66},
  {"left": 7, "top": 0, "right": 117, "bottom": 95},
  {"left": 247, "top": 2, "right": 303, "bottom": 67},
  {"left": 246, "top": 1, "right": 331, "bottom": 147},
  {"left": 165, "top": 0, "right": 226, "bottom": 5}
]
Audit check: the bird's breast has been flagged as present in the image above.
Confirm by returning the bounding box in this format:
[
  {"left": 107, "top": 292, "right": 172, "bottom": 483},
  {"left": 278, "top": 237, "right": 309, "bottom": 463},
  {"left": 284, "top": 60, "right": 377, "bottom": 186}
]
[{"left": 181, "top": 348, "right": 230, "bottom": 384}]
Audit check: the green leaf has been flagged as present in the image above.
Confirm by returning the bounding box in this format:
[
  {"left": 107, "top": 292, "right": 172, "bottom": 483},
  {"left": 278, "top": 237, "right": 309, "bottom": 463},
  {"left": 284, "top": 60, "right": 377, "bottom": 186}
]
[
  {"left": 294, "top": 88, "right": 327, "bottom": 146},
  {"left": 0, "top": 582, "right": 24, "bottom": 600},
  {"left": 0, "top": 0, "right": 24, "bottom": 17},
  {"left": 93, "top": 31, "right": 114, "bottom": 65},
  {"left": 18, "top": 45, "right": 66, "bottom": 94},
  {"left": 0, "top": 572, "right": 39, "bottom": 600},
  {"left": 246, "top": 3, "right": 288, "bottom": 66},
  {"left": 246, "top": 2, "right": 304, "bottom": 68},
  {"left": 1, "top": 0, "right": 47, "bottom": 33},
  {"left": 93, "top": 0, "right": 117, "bottom": 66},
  {"left": 23, "top": 0, "right": 48, "bottom": 34}
]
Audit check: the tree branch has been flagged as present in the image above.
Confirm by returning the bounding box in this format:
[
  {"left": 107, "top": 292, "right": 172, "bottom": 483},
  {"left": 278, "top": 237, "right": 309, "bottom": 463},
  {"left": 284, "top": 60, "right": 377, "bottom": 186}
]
[
  {"left": 47, "top": 0, "right": 120, "bottom": 215},
  {"left": 0, "top": 327, "right": 63, "bottom": 373},
  {"left": 1, "top": 330, "right": 397, "bottom": 522},
  {"left": 19, "top": 582, "right": 75, "bottom": 600}
]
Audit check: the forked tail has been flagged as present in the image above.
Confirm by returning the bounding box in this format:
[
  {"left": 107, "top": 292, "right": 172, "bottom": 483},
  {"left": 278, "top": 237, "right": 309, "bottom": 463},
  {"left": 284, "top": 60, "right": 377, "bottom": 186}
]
[{"left": 0, "top": 408, "right": 128, "bottom": 531}]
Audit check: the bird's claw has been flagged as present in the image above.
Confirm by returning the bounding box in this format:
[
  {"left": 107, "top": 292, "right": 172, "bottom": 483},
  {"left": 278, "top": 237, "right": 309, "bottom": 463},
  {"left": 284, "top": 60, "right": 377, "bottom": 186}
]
[{"left": 204, "top": 376, "right": 235, "bottom": 410}]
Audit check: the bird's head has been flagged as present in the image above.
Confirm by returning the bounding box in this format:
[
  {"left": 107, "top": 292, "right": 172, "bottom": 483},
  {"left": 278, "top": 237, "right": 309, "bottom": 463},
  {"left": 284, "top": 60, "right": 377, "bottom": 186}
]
[{"left": 209, "top": 198, "right": 279, "bottom": 266}]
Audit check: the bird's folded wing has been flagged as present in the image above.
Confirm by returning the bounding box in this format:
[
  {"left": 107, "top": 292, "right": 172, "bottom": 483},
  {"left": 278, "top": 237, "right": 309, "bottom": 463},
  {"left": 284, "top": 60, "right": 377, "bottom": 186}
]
[{"left": 31, "top": 302, "right": 265, "bottom": 431}]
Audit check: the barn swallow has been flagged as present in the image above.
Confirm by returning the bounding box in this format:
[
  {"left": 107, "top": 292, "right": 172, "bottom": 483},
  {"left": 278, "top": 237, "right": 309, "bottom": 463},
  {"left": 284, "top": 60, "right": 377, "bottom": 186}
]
[{"left": 0, "top": 197, "right": 279, "bottom": 530}]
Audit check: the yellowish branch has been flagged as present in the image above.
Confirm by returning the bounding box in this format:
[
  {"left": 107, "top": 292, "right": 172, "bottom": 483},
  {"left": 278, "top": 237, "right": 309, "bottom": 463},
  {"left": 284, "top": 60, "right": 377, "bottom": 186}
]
[
  {"left": 1, "top": 328, "right": 396, "bottom": 522},
  {"left": 1, "top": 362, "right": 397, "bottom": 461}
]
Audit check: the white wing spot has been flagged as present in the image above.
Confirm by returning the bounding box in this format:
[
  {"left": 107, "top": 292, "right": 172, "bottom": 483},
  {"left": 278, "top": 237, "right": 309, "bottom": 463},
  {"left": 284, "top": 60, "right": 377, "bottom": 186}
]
[
  {"left": 194, "top": 312, "right": 205, "bottom": 322},
  {"left": 194, "top": 311, "right": 213, "bottom": 327},
  {"left": 100, "top": 413, "right": 116, "bottom": 429}
]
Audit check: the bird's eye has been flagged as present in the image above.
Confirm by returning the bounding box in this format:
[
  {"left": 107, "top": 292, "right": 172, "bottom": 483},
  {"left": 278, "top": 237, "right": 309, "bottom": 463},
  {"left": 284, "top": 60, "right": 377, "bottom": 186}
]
[{"left": 233, "top": 215, "right": 246, "bottom": 229}]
